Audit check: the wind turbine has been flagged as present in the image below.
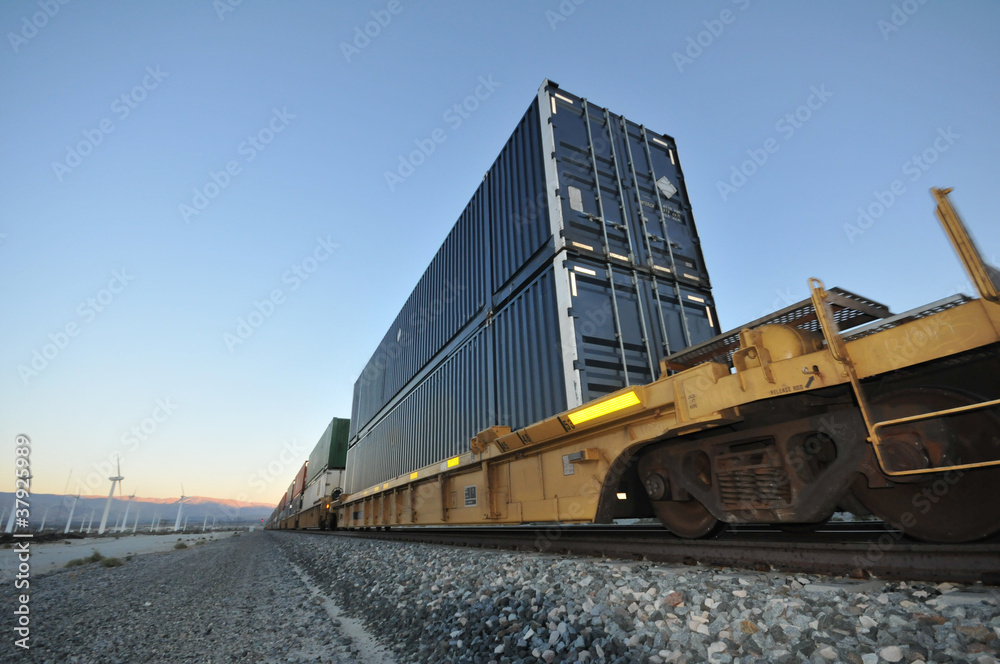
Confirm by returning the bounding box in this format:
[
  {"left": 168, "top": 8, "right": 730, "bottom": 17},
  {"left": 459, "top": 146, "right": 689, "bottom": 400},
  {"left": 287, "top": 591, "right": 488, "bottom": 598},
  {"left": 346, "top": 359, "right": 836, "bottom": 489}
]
[
  {"left": 173, "top": 485, "right": 188, "bottom": 532},
  {"left": 85, "top": 509, "right": 95, "bottom": 533},
  {"left": 38, "top": 506, "right": 52, "bottom": 532},
  {"left": 97, "top": 458, "right": 125, "bottom": 535},
  {"left": 64, "top": 494, "right": 80, "bottom": 534},
  {"left": 132, "top": 506, "right": 141, "bottom": 533},
  {"left": 202, "top": 515, "right": 208, "bottom": 532},
  {"left": 119, "top": 489, "right": 136, "bottom": 533}
]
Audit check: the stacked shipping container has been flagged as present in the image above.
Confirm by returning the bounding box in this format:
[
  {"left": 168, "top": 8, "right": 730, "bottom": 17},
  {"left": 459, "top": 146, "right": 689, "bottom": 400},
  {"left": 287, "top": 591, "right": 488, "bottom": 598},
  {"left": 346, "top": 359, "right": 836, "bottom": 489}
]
[
  {"left": 347, "top": 80, "right": 719, "bottom": 494},
  {"left": 300, "top": 417, "right": 350, "bottom": 525},
  {"left": 306, "top": 417, "right": 350, "bottom": 483}
]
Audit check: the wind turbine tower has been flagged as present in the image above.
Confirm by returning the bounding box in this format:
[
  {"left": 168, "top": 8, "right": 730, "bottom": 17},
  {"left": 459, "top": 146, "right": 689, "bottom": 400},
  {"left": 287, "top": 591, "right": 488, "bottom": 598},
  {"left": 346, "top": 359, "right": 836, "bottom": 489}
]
[
  {"left": 132, "top": 506, "right": 141, "bottom": 533},
  {"left": 97, "top": 459, "right": 125, "bottom": 535},
  {"left": 85, "top": 510, "right": 95, "bottom": 533},
  {"left": 173, "top": 486, "right": 188, "bottom": 532},
  {"left": 38, "top": 506, "right": 52, "bottom": 532},
  {"left": 119, "top": 490, "right": 136, "bottom": 533},
  {"left": 63, "top": 495, "right": 79, "bottom": 534}
]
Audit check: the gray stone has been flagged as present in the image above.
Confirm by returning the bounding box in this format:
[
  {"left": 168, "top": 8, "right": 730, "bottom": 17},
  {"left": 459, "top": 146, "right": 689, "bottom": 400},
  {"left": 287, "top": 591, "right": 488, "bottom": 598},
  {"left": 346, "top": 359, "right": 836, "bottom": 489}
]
[
  {"left": 804, "top": 580, "right": 883, "bottom": 595},
  {"left": 928, "top": 590, "right": 1000, "bottom": 607},
  {"left": 879, "top": 646, "right": 903, "bottom": 662}
]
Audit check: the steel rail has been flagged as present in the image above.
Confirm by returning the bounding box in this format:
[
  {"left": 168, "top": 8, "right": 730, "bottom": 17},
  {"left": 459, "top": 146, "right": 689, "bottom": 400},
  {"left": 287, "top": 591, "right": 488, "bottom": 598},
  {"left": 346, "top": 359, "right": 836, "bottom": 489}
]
[{"left": 282, "top": 524, "right": 1000, "bottom": 585}]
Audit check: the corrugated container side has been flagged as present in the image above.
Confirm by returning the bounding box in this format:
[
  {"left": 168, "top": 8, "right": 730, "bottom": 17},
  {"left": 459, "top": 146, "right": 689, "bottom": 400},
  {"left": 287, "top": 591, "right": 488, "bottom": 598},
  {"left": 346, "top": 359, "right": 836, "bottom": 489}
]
[
  {"left": 307, "top": 417, "right": 351, "bottom": 484},
  {"left": 303, "top": 473, "right": 325, "bottom": 512},
  {"left": 307, "top": 422, "right": 332, "bottom": 485},
  {"left": 353, "top": 188, "right": 491, "bottom": 434},
  {"left": 292, "top": 461, "right": 308, "bottom": 499},
  {"left": 329, "top": 418, "right": 349, "bottom": 469},
  {"left": 347, "top": 326, "right": 492, "bottom": 493},
  {"left": 351, "top": 95, "right": 548, "bottom": 439},
  {"left": 488, "top": 97, "right": 552, "bottom": 294},
  {"left": 492, "top": 262, "right": 568, "bottom": 431}
]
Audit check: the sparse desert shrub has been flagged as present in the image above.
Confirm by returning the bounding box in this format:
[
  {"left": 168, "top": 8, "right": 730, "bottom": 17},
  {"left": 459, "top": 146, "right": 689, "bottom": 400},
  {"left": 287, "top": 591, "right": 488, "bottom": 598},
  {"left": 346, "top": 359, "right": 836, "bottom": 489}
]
[
  {"left": 174, "top": 542, "right": 188, "bottom": 549},
  {"left": 100, "top": 557, "right": 123, "bottom": 567}
]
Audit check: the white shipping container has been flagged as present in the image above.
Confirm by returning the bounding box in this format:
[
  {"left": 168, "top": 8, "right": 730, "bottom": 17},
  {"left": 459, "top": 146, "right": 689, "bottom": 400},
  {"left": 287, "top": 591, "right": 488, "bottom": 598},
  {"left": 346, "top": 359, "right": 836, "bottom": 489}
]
[{"left": 301, "top": 468, "right": 346, "bottom": 513}]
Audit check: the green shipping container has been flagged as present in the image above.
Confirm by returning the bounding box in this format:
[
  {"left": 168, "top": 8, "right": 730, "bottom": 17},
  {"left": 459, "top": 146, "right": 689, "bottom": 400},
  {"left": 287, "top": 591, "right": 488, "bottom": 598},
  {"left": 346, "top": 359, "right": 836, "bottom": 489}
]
[{"left": 306, "top": 417, "right": 349, "bottom": 484}]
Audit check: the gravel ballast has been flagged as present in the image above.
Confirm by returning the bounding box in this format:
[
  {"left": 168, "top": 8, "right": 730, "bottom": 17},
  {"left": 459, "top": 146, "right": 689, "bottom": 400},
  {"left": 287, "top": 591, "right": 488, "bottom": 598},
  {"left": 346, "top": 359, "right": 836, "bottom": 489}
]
[
  {"left": 2, "top": 531, "right": 380, "bottom": 663},
  {"left": 4, "top": 530, "right": 998, "bottom": 663},
  {"left": 274, "top": 532, "right": 1000, "bottom": 664}
]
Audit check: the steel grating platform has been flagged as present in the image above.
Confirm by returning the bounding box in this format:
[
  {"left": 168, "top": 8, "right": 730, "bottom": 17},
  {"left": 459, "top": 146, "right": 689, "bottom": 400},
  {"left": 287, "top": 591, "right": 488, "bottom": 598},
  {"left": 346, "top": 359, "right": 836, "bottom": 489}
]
[{"left": 664, "top": 287, "right": 892, "bottom": 370}]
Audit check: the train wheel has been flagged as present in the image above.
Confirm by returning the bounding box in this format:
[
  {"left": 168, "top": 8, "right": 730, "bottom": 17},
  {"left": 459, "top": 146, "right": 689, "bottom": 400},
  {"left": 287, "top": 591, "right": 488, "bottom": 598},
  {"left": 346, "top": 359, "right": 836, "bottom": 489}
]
[
  {"left": 851, "top": 387, "right": 1000, "bottom": 543},
  {"left": 651, "top": 498, "right": 720, "bottom": 538}
]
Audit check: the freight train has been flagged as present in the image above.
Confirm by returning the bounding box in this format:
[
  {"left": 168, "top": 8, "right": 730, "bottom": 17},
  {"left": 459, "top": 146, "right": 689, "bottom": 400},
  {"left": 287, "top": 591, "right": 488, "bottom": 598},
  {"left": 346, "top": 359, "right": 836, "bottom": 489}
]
[{"left": 268, "top": 81, "right": 999, "bottom": 543}]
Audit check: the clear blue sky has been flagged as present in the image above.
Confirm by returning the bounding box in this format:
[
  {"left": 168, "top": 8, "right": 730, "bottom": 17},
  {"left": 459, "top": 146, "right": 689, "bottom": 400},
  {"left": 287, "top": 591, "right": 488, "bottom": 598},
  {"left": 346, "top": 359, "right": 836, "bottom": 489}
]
[{"left": 3, "top": 1, "right": 998, "bottom": 505}]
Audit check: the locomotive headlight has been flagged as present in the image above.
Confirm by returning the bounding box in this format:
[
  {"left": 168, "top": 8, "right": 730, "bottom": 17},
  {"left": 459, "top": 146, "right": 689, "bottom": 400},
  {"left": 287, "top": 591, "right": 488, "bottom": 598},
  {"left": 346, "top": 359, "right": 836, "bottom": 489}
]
[{"left": 567, "top": 391, "right": 641, "bottom": 426}]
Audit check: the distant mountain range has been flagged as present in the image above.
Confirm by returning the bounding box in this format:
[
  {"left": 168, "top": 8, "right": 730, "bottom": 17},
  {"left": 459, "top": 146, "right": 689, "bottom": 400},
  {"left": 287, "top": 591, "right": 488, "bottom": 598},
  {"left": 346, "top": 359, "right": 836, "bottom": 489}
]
[{"left": 0, "top": 493, "right": 273, "bottom": 531}]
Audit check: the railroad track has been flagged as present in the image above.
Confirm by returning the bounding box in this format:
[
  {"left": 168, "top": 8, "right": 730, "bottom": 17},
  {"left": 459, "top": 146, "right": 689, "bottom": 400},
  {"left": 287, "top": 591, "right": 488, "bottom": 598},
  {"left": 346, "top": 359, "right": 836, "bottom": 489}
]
[{"left": 288, "top": 523, "right": 1000, "bottom": 585}]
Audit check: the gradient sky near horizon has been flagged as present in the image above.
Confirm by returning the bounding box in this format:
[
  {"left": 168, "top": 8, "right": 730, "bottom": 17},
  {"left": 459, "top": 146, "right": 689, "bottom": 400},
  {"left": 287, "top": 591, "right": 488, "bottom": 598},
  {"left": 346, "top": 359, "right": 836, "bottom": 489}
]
[{"left": 3, "top": 1, "right": 999, "bottom": 506}]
